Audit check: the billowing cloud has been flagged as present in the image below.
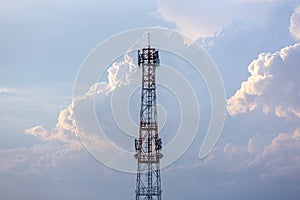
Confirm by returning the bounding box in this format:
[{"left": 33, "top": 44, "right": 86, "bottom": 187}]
[
  {"left": 200, "top": 127, "right": 300, "bottom": 184},
  {"left": 156, "top": 0, "right": 279, "bottom": 39},
  {"left": 26, "top": 125, "right": 50, "bottom": 141},
  {"left": 22, "top": 54, "right": 137, "bottom": 171},
  {"left": 290, "top": 6, "right": 300, "bottom": 40},
  {"left": 213, "top": 30, "right": 300, "bottom": 184},
  {"left": 258, "top": 128, "right": 300, "bottom": 182},
  {"left": 25, "top": 104, "right": 80, "bottom": 149},
  {"left": 227, "top": 43, "right": 300, "bottom": 119},
  {"left": 1, "top": 54, "right": 136, "bottom": 175}
]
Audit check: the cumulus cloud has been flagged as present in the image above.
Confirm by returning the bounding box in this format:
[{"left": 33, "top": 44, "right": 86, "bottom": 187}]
[
  {"left": 258, "top": 128, "right": 300, "bottom": 182},
  {"left": 23, "top": 54, "right": 137, "bottom": 171},
  {"left": 156, "top": 0, "right": 277, "bottom": 39},
  {"left": 26, "top": 125, "right": 50, "bottom": 141},
  {"left": 200, "top": 127, "right": 300, "bottom": 184},
  {"left": 227, "top": 43, "right": 300, "bottom": 119},
  {"left": 25, "top": 104, "right": 80, "bottom": 149},
  {"left": 290, "top": 6, "right": 300, "bottom": 40},
  {"left": 0, "top": 54, "right": 136, "bottom": 174}
]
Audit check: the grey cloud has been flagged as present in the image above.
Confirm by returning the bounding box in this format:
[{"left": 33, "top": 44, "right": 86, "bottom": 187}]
[{"left": 156, "top": 0, "right": 282, "bottom": 39}]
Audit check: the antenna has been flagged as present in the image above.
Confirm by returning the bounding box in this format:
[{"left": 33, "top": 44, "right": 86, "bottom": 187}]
[{"left": 148, "top": 31, "right": 151, "bottom": 48}]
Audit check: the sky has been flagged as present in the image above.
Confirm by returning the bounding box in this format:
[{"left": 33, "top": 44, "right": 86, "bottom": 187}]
[{"left": 1, "top": 0, "right": 300, "bottom": 199}]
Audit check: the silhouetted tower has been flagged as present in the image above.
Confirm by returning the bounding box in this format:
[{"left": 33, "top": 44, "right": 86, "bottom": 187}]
[{"left": 135, "top": 34, "right": 162, "bottom": 200}]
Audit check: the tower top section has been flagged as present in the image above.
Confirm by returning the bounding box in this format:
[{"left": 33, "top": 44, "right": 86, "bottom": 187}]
[{"left": 137, "top": 34, "right": 160, "bottom": 68}]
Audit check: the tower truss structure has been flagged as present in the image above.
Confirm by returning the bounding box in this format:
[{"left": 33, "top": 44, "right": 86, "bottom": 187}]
[{"left": 135, "top": 38, "right": 162, "bottom": 200}]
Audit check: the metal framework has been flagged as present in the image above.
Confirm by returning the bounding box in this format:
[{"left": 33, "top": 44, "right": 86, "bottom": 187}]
[{"left": 135, "top": 36, "right": 162, "bottom": 200}]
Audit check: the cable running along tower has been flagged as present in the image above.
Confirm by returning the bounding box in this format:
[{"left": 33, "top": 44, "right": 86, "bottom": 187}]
[{"left": 135, "top": 34, "right": 162, "bottom": 200}]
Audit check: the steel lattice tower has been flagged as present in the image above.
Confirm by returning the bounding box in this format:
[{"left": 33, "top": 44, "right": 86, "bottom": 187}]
[{"left": 134, "top": 35, "right": 162, "bottom": 200}]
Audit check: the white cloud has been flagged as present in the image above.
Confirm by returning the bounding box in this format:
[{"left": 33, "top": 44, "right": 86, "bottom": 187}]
[
  {"left": 258, "top": 128, "right": 300, "bottom": 182},
  {"left": 0, "top": 150, "right": 26, "bottom": 172},
  {"left": 290, "top": 6, "right": 300, "bottom": 40},
  {"left": 227, "top": 43, "right": 300, "bottom": 119},
  {"left": 156, "top": 0, "right": 278, "bottom": 39},
  {"left": 22, "top": 54, "right": 137, "bottom": 171},
  {"left": 27, "top": 144, "right": 78, "bottom": 173},
  {"left": 26, "top": 125, "right": 50, "bottom": 141},
  {"left": 25, "top": 103, "right": 80, "bottom": 150},
  {"left": 206, "top": 19, "right": 300, "bottom": 186},
  {"left": 0, "top": 87, "right": 17, "bottom": 94},
  {"left": 200, "top": 127, "right": 300, "bottom": 184},
  {"left": 0, "top": 54, "right": 136, "bottom": 175}
]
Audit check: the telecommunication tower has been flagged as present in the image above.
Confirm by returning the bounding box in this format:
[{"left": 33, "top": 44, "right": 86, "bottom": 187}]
[{"left": 134, "top": 34, "right": 163, "bottom": 200}]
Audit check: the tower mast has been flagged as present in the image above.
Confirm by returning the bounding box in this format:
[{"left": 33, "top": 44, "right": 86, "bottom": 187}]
[{"left": 135, "top": 34, "right": 162, "bottom": 200}]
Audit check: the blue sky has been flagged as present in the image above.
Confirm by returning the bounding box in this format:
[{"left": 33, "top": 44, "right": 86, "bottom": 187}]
[{"left": 1, "top": 0, "right": 300, "bottom": 199}]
